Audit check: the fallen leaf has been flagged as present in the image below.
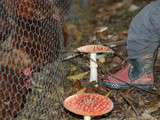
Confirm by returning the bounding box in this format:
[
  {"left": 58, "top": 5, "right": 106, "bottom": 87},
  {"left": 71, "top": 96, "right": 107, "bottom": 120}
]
[
  {"left": 128, "top": 4, "right": 139, "bottom": 12},
  {"left": 67, "top": 72, "right": 89, "bottom": 81},
  {"left": 141, "top": 112, "right": 157, "bottom": 120},
  {"left": 146, "top": 101, "right": 160, "bottom": 113},
  {"left": 95, "top": 26, "right": 108, "bottom": 33}
]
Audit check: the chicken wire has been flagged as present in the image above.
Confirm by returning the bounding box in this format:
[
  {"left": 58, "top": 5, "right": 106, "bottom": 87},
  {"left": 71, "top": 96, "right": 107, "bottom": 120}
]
[{"left": 0, "top": 0, "right": 71, "bottom": 120}]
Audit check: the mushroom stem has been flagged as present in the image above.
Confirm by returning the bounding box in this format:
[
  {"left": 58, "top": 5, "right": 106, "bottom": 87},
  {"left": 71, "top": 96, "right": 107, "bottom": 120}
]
[
  {"left": 90, "top": 53, "right": 98, "bottom": 82},
  {"left": 84, "top": 116, "right": 91, "bottom": 120}
]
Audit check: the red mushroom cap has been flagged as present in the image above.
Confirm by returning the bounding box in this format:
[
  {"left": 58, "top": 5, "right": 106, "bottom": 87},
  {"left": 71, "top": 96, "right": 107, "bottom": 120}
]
[
  {"left": 77, "top": 45, "right": 113, "bottom": 53},
  {"left": 63, "top": 93, "right": 113, "bottom": 117}
]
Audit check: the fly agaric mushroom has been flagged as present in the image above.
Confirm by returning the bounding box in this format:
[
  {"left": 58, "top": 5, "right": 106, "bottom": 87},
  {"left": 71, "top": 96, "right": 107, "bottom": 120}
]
[
  {"left": 77, "top": 45, "right": 113, "bottom": 83},
  {"left": 64, "top": 93, "right": 113, "bottom": 120}
]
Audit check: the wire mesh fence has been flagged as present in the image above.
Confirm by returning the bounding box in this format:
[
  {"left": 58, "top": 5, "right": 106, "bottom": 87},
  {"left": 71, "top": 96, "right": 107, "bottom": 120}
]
[{"left": 0, "top": 0, "right": 72, "bottom": 119}]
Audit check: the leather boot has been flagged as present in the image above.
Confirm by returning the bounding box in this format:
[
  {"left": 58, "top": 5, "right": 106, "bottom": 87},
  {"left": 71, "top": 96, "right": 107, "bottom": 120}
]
[{"left": 101, "top": 56, "right": 154, "bottom": 89}]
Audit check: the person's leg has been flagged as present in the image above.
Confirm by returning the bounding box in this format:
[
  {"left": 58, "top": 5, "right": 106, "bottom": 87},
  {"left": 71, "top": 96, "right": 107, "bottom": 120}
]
[
  {"left": 101, "top": 0, "right": 160, "bottom": 89},
  {"left": 101, "top": 37, "right": 160, "bottom": 89}
]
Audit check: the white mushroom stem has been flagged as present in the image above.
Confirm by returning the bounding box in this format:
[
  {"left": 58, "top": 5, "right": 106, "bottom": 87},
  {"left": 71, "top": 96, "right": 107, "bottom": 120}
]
[
  {"left": 84, "top": 116, "right": 91, "bottom": 120},
  {"left": 90, "top": 53, "right": 98, "bottom": 82}
]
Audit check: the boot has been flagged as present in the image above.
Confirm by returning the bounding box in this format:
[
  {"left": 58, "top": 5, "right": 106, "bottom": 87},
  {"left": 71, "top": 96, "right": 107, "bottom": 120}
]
[{"left": 100, "top": 56, "right": 154, "bottom": 89}]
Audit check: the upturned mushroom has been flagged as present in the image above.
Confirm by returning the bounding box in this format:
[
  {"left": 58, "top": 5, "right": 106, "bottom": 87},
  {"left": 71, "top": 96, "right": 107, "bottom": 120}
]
[
  {"left": 77, "top": 45, "right": 113, "bottom": 83},
  {"left": 64, "top": 93, "right": 113, "bottom": 120}
]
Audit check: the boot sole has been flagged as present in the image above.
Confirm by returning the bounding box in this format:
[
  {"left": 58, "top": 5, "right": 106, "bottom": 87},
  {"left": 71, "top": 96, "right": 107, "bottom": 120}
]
[{"left": 99, "top": 82, "right": 153, "bottom": 90}]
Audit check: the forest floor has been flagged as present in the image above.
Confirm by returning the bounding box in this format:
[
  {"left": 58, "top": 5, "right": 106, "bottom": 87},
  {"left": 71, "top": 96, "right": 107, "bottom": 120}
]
[{"left": 63, "top": 0, "right": 160, "bottom": 120}]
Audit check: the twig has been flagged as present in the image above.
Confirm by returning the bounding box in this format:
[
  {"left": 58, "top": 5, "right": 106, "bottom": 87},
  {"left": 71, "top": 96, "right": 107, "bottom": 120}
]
[
  {"left": 119, "top": 92, "right": 140, "bottom": 120},
  {"left": 62, "top": 53, "right": 83, "bottom": 62}
]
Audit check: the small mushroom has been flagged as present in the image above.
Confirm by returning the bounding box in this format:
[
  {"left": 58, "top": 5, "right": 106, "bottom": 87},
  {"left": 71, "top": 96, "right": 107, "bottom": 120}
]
[
  {"left": 64, "top": 93, "right": 113, "bottom": 120},
  {"left": 77, "top": 45, "right": 113, "bottom": 82}
]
